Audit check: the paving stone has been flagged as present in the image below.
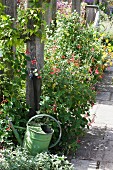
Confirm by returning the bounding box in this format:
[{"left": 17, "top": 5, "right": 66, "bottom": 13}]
[
  {"left": 104, "top": 128, "right": 113, "bottom": 140},
  {"left": 96, "top": 84, "right": 113, "bottom": 93},
  {"left": 96, "top": 92, "right": 111, "bottom": 101},
  {"left": 101, "top": 162, "right": 113, "bottom": 170},
  {"left": 98, "top": 74, "right": 113, "bottom": 85},
  {"left": 71, "top": 67, "right": 113, "bottom": 169},
  {"left": 92, "top": 123, "right": 107, "bottom": 128},
  {"left": 75, "top": 137, "right": 106, "bottom": 161},
  {"left": 89, "top": 139, "right": 107, "bottom": 161},
  {"left": 71, "top": 159, "right": 98, "bottom": 170},
  {"left": 90, "top": 104, "right": 100, "bottom": 115},
  {"left": 103, "top": 141, "right": 113, "bottom": 162},
  {"left": 85, "top": 126, "right": 106, "bottom": 139},
  {"left": 92, "top": 105, "right": 113, "bottom": 126},
  {"left": 75, "top": 139, "right": 92, "bottom": 160},
  {"left": 106, "top": 66, "right": 113, "bottom": 72},
  {"left": 110, "top": 93, "right": 113, "bottom": 101},
  {"left": 96, "top": 100, "right": 113, "bottom": 105}
]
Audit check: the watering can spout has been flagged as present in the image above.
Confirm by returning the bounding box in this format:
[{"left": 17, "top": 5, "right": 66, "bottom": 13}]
[{"left": 6, "top": 116, "right": 23, "bottom": 146}]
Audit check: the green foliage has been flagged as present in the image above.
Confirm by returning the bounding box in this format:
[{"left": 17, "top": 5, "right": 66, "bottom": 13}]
[
  {"left": 0, "top": 147, "right": 74, "bottom": 170},
  {"left": 0, "top": 2, "right": 46, "bottom": 145},
  {"left": 39, "top": 12, "right": 103, "bottom": 154}
]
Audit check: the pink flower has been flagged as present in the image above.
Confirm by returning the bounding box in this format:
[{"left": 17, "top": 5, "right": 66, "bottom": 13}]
[
  {"left": 50, "top": 67, "right": 60, "bottom": 75},
  {"left": 91, "top": 48, "right": 94, "bottom": 52},
  {"left": 84, "top": 113, "right": 89, "bottom": 118},
  {"left": 95, "top": 68, "right": 99, "bottom": 74},
  {"left": 69, "top": 57, "right": 75, "bottom": 62},
  {"left": 91, "top": 87, "right": 95, "bottom": 90},
  {"left": 88, "top": 114, "right": 96, "bottom": 126}
]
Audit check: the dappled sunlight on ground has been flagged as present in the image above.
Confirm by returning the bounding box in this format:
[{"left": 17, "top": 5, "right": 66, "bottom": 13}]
[{"left": 71, "top": 66, "right": 113, "bottom": 169}]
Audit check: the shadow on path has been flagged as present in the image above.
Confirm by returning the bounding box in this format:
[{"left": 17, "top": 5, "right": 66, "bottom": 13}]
[{"left": 71, "top": 68, "right": 113, "bottom": 169}]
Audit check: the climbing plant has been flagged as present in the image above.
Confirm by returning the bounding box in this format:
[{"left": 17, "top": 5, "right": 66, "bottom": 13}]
[{"left": 0, "top": 1, "right": 47, "bottom": 145}]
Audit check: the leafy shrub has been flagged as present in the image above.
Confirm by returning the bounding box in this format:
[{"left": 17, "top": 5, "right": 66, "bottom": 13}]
[
  {"left": 0, "top": 3, "right": 29, "bottom": 145},
  {"left": 0, "top": 147, "right": 74, "bottom": 170},
  {"left": 101, "top": 36, "right": 113, "bottom": 69},
  {"left": 39, "top": 12, "right": 103, "bottom": 154}
]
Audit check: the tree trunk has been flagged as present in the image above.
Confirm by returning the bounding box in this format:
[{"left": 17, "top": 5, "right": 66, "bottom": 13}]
[
  {"left": 72, "top": 0, "right": 81, "bottom": 15},
  {"left": 52, "top": 0, "right": 57, "bottom": 22}
]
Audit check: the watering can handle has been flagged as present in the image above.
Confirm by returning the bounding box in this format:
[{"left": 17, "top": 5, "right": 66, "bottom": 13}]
[{"left": 27, "top": 114, "right": 62, "bottom": 148}]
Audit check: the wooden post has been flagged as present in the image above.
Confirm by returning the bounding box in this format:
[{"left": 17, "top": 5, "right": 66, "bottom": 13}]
[
  {"left": 2, "top": 0, "right": 17, "bottom": 18},
  {"left": 85, "top": 5, "right": 99, "bottom": 24},
  {"left": 26, "top": 0, "right": 44, "bottom": 117},
  {"left": 72, "top": 0, "right": 81, "bottom": 15}
]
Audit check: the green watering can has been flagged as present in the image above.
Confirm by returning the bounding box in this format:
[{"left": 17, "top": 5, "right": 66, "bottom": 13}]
[{"left": 8, "top": 114, "right": 62, "bottom": 156}]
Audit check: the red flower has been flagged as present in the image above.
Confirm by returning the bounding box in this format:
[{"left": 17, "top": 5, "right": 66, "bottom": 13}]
[
  {"left": 31, "top": 59, "right": 37, "bottom": 65},
  {"left": 17, "top": 0, "right": 20, "bottom": 3},
  {"left": 91, "top": 87, "right": 95, "bottom": 90},
  {"left": 77, "top": 44, "right": 81, "bottom": 49},
  {"left": 6, "top": 125, "right": 10, "bottom": 131},
  {"left": 50, "top": 67, "right": 60, "bottom": 75},
  {"left": 77, "top": 139, "right": 81, "bottom": 143},
  {"left": 61, "top": 55, "right": 66, "bottom": 59},
  {"left": 95, "top": 68, "right": 99, "bottom": 74},
  {"left": 0, "top": 111, "right": 2, "bottom": 114},
  {"left": 37, "top": 76, "right": 42, "bottom": 79},
  {"left": 91, "top": 102, "right": 95, "bottom": 107},
  {"left": 69, "top": 57, "right": 75, "bottom": 62},
  {"left": 1, "top": 99, "right": 8, "bottom": 104},
  {"left": 25, "top": 50, "right": 30, "bottom": 55},
  {"left": 99, "top": 75, "right": 103, "bottom": 79},
  {"left": 53, "top": 104, "right": 57, "bottom": 112}
]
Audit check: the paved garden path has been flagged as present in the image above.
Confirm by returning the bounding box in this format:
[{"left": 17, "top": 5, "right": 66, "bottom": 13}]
[{"left": 71, "top": 66, "right": 113, "bottom": 170}]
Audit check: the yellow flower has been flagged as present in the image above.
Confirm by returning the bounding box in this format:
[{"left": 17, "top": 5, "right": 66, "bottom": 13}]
[
  {"left": 102, "top": 52, "right": 106, "bottom": 55},
  {"left": 104, "top": 63, "right": 108, "bottom": 67},
  {"left": 108, "top": 43, "right": 111, "bottom": 46},
  {"left": 111, "top": 52, "right": 113, "bottom": 58},
  {"left": 52, "top": 83, "right": 56, "bottom": 89},
  {"left": 110, "top": 62, "right": 112, "bottom": 66},
  {"left": 100, "top": 33, "right": 105, "bottom": 37},
  {"left": 108, "top": 49, "right": 112, "bottom": 52},
  {"left": 64, "top": 85, "right": 67, "bottom": 88},
  {"left": 106, "top": 39, "right": 109, "bottom": 43}
]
